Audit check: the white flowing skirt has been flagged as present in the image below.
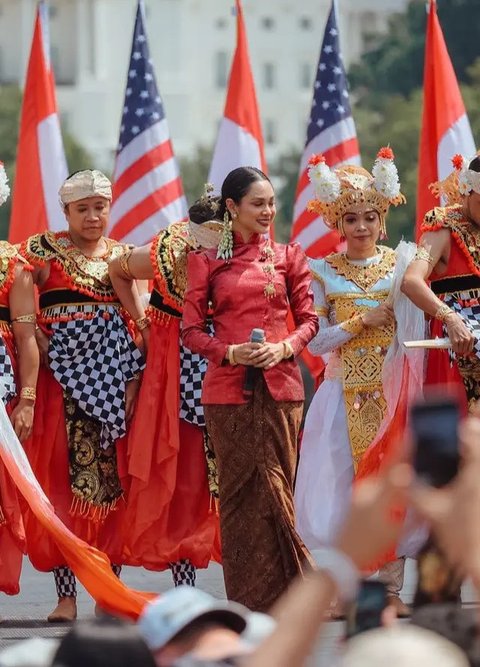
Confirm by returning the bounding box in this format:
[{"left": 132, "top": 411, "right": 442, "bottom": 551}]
[{"left": 294, "top": 378, "right": 353, "bottom": 550}]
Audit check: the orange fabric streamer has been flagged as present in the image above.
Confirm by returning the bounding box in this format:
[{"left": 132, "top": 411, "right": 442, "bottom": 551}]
[{"left": 0, "top": 445, "right": 156, "bottom": 619}]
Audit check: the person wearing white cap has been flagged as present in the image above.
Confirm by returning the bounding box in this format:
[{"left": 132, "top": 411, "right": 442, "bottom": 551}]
[
  {"left": 20, "top": 170, "right": 145, "bottom": 622},
  {"left": 138, "top": 587, "right": 275, "bottom": 666}
]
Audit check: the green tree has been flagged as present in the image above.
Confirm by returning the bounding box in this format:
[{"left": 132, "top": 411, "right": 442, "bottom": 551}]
[
  {"left": 0, "top": 85, "right": 93, "bottom": 240},
  {"left": 350, "top": 0, "right": 480, "bottom": 100}
]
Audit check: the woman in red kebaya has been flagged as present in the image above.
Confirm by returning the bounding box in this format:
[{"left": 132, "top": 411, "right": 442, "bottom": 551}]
[{"left": 182, "top": 167, "right": 319, "bottom": 612}]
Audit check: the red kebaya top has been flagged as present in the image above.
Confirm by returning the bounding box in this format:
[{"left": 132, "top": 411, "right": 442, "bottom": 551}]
[{"left": 182, "top": 232, "right": 318, "bottom": 404}]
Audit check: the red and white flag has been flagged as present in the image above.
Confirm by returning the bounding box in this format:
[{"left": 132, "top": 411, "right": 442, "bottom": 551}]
[
  {"left": 109, "top": 0, "right": 187, "bottom": 245},
  {"left": 416, "top": 0, "right": 475, "bottom": 238},
  {"left": 291, "top": 0, "right": 360, "bottom": 259},
  {"left": 208, "top": 0, "right": 266, "bottom": 192},
  {"left": 9, "top": 0, "right": 67, "bottom": 244}
]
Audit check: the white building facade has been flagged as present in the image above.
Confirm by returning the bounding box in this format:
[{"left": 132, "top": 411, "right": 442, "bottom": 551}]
[{"left": 0, "top": 0, "right": 408, "bottom": 171}]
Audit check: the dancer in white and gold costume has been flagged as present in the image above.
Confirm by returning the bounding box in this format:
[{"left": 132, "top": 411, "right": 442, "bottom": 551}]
[{"left": 295, "top": 148, "right": 414, "bottom": 615}]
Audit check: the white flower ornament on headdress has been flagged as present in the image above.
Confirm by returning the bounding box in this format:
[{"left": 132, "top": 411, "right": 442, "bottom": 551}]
[
  {"left": 372, "top": 146, "right": 401, "bottom": 200},
  {"left": 307, "top": 155, "right": 341, "bottom": 203},
  {"left": 452, "top": 153, "right": 480, "bottom": 196},
  {"left": 0, "top": 162, "right": 10, "bottom": 207}
]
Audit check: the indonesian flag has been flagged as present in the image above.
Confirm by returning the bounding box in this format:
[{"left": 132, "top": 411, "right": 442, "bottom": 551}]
[
  {"left": 416, "top": 0, "right": 475, "bottom": 239},
  {"left": 9, "top": 1, "right": 67, "bottom": 244},
  {"left": 208, "top": 0, "right": 266, "bottom": 191}
]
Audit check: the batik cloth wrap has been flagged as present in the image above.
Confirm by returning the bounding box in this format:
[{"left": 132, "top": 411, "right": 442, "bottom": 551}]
[{"left": 48, "top": 305, "right": 144, "bottom": 514}]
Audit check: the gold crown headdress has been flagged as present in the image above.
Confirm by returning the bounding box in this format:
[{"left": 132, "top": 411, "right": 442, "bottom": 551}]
[
  {"left": 429, "top": 153, "right": 480, "bottom": 206},
  {"left": 0, "top": 162, "right": 10, "bottom": 207},
  {"left": 307, "top": 147, "right": 405, "bottom": 237}
]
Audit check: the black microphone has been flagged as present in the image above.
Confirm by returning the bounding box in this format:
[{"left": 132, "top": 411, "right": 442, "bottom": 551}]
[{"left": 243, "top": 328, "right": 265, "bottom": 396}]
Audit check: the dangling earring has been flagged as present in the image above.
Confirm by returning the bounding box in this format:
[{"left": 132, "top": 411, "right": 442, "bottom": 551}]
[
  {"left": 216, "top": 209, "right": 234, "bottom": 261},
  {"left": 379, "top": 217, "right": 388, "bottom": 240},
  {"left": 337, "top": 219, "right": 345, "bottom": 240}
]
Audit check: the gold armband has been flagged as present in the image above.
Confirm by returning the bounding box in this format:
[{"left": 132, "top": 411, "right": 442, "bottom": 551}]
[
  {"left": 340, "top": 315, "right": 365, "bottom": 335},
  {"left": 228, "top": 345, "right": 238, "bottom": 366},
  {"left": 434, "top": 304, "right": 455, "bottom": 322},
  {"left": 20, "top": 387, "right": 36, "bottom": 402},
  {"left": 414, "top": 246, "right": 435, "bottom": 265},
  {"left": 135, "top": 316, "right": 150, "bottom": 331},
  {"left": 119, "top": 249, "right": 134, "bottom": 279},
  {"left": 12, "top": 313, "right": 36, "bottom": 324},
  {"left": 282, "top": 341, "right": 294, "bottom": 360}
]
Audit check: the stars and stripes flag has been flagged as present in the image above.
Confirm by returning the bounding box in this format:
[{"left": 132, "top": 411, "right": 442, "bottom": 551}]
[
  {"left": 416, "top": 0, "right": 475, "bottom": 239},
  {"left": 208, "top": 0, "right": 266, "bottom": 193},
  {"left": 290, "top": 0, "right": 360, "bottom": 258},
  {"left": 9, "top": 0, "right": 68, "bottom": 243},
  {"left": 109, "top": 0, "right": 187, "bottom": 245}
]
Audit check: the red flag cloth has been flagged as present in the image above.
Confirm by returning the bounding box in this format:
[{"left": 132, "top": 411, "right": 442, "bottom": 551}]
[
  {"left": 415, "top": 0, "right": 475, "bottom": 239},
  {"left": 208, "top": 0, "right": 267, "bottom": 191},
  {"left": 9, "top": 1, "right": 67, "bottom": 244}
]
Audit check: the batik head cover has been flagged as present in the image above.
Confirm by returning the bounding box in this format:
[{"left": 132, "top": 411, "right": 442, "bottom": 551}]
[
  {"left": 429, "top": 153, "right": 480, "bottom": 206},
  {"left": 59, "top": 170, "right": 112, "bottom": 209},
  {"left": 306, "top": 147, "right": 405, "bottom": 236}
]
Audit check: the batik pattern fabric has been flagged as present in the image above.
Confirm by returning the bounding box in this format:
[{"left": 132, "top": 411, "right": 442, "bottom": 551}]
[
  {"left": 179, "top": 321, "right": 215, "bottom": 428},
  {"left": 48, "top": 306, "right": 144, "bottom": 450}
]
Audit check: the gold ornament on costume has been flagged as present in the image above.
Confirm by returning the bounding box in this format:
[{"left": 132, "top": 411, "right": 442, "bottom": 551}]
[
  {"left": 325, "top": 246, "right": 396, "bottom": 292},
  {"left": 306, "top": 147, "right": 406, "bottom": 237},
  {"left": 59, "top": 170, "right": 112, "bottom": 208}
]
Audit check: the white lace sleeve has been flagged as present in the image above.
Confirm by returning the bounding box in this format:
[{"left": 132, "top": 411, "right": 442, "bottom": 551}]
[{"left": 307, "top": 276, "right": 355, "bottom": 356}]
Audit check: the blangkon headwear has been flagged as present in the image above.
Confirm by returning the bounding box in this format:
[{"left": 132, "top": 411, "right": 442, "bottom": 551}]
[{"left": 59, "top": 170, "right": 112, "bottom": 208}]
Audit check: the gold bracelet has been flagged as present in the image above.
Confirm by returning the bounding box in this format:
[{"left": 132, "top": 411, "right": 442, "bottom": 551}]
[
  {"left": 119, "top": 249, "right": 134, "bottom": 279},
  {"left": 282, "top": 341, "right": 294, "bottom": 360},
  {"left": 135, "top": 316, "right": 150, "bottom": 331},
  {"left": 340, "top": 314, "right": 365, "bottom": 335},
  {"left": 414, "top": 246, "right": 435, "bottom": 266},
  {"left": 12, "top": 313, "right": 36, "bottom": 324},
  {"left": 228, "top": 345, "right": 238, "bottom": 366},
  {"left": 131, "top": 372, "right": 142, "bottom": 381},
  {"left": 20, "top": 387, "right": 36, "bottom": 402},
  {"left": 435, "top": 304, "right": 455, "bottom": 322}
]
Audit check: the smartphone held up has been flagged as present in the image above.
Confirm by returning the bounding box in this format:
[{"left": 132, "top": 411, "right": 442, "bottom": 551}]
[{"left": 410, "top": 392, "right": 461, "bottom": 488}]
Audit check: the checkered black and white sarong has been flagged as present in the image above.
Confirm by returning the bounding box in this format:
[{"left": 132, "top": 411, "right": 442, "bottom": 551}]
[
  {"left": 179, "top": 321, "right": 213, "bottom": 427},
  {"left": 444, "top": 292, "right": 480, "bottom": 362},
  {"left": 48, "top": 306, "right": 144, "bottom": 448},
  {"left": 0, "top": 338, "right": 16, "bottom": 406}
]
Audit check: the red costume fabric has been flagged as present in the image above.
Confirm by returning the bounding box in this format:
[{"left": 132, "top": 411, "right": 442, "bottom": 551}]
[
  {"left": 421, "top": 205, "right": 480, "bottom": 412},
  {"left": 182, "top": 233, "right": 318, "bottom": 404},
  {"left": 123, "top": 224, "right": 220, "bottom": 569},
  {"left": 0, "top": 244, "right": 32, "bottom": 594},
  {"left": 20, "top": 232, "right": 134, "bottom": 571}
]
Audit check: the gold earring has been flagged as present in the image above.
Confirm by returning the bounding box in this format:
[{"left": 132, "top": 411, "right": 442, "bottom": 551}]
[{"left": 216, "top": 210, "right": 234, "bottom": 261}]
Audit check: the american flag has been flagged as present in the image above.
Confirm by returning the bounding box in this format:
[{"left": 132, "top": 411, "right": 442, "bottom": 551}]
[
  {"left": 108, "top": 0, "right": 187, "bottom": 245},
  {"left": 290, "top": 0, "right": 360, "bottom": 258}
]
